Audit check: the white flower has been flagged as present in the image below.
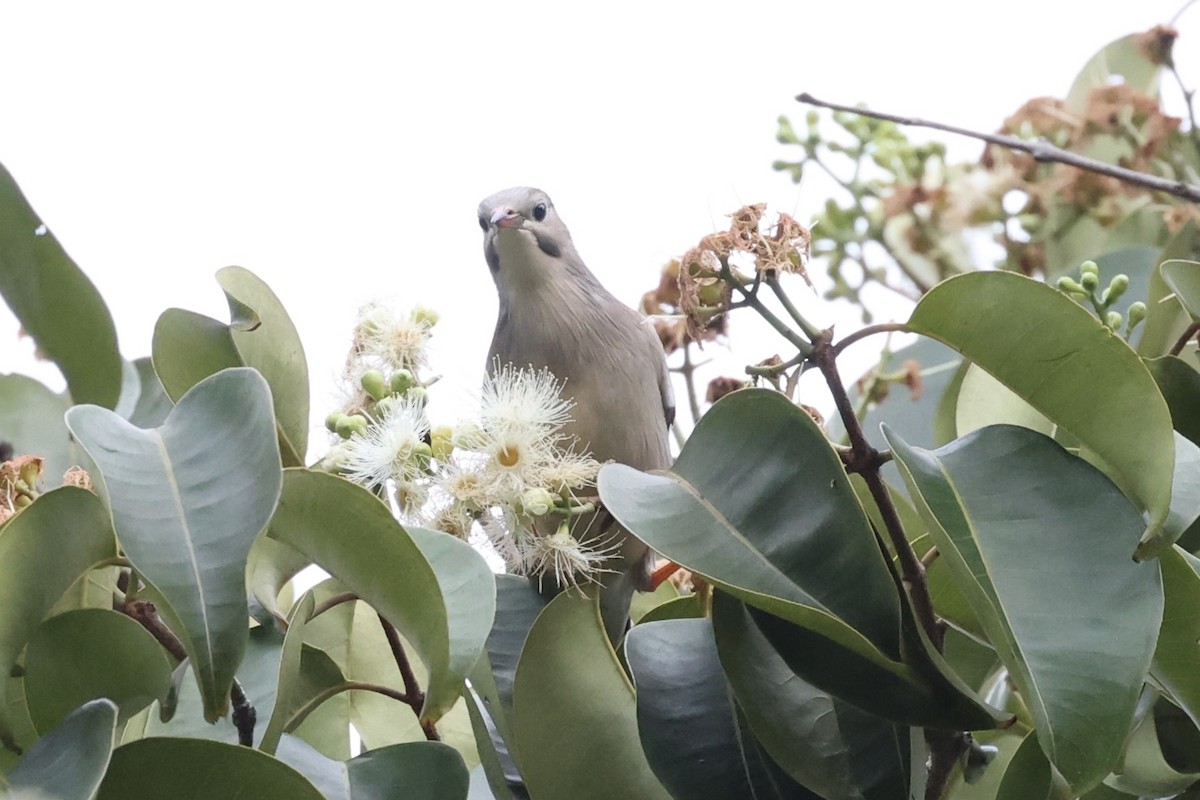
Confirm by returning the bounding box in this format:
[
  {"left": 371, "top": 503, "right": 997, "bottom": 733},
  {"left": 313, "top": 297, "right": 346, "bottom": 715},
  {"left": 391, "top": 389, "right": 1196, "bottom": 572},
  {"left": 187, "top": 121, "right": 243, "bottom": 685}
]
[
  {"left": 480, "top": 509, "right": 523, "bottom": 573},
  {"left": 342, "top": 396, "right": 430, "bottom": 490},
  {"left": 480, "top": 362, "right": 575, "bottom": 441},
  {"left": 351, "top": 303, "right": 435, "bottom": 373},
  {"left": 431, "top": 453, "right": 494, "bottom": 509},
  {"left": 536, "top": 451, "right": 602, "bottom": 494},
  {"left": 519, "top": 524, "right": 618, "bottom": 590}
]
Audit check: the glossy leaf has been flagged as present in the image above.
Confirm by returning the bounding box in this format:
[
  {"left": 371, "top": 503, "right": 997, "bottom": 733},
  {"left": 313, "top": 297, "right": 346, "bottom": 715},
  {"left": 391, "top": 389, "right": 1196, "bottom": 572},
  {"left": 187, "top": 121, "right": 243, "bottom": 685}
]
[
  {"left": 712, "top": 594, "right": 916, "bottom": 800},
  {"left": 95, "top": 737, "right": 323, "bottom": 799},
  {"left": 246, "top": 534, "right": 311, "bottom": 623},
  {"left": 512, "top": 589, "right": 670, "bottom": 800},
  {"left": 0, "top": 373, "right": 76, "bottom": 483},
  {"left": 216, "top": 266, "right": 309, "bottom": 465},
  {"left": 908, "top": 270, "right": 1175, "bottom": 547},
  {"left": 886, "top": 424, "right": 1163, "bottom": 792},
  {"left": 6, "top": 699, "right": 116, "bottom": 800},
  {"left": 268, "top": 469, "right": 470, "bottom": 722},
  {"left": 1106, "top": 695, "right": 1200, "bottom": 797},
  {"left": 0, "top": 162, "right": 120, "bottom": 408},
  {"left": 600, "top": 389, "right": 999, "bottom": 730},
  {"left": 1153, "top": 547, "right": 1200, "bottom": 729},
  {"left": 24, "top": 609, "right": 173, "bottom": 734},
  {"left": 627, "top": 616, "right": 820, "bottom": 799},
  {"left": 66, "top": 367, "right": 283, "bottom": 722},
  {"left": 277, "top": 734, "right": 470, "bottom": 800},
  {"left": 0, "top": 487, "right": 116, "bottom": 743}
]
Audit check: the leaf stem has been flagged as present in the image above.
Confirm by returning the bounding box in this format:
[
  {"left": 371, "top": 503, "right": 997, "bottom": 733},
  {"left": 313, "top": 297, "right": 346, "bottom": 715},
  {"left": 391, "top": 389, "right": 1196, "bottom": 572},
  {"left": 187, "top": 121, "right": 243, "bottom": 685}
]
[
  {"left": 1169, "top": 320, "right": 1200, "bottom": 356},
  {"left": 833, "top": 322, "right": 911, "bottom": 356},
  {"left": 765, "top": 273, "right": 823, "bottom": 342},
  {"left": 309, "top": 591, "right": 359, "bottom": 620},
  {"left": 282, "top": 681, "right": 410, "bottom": 735}
]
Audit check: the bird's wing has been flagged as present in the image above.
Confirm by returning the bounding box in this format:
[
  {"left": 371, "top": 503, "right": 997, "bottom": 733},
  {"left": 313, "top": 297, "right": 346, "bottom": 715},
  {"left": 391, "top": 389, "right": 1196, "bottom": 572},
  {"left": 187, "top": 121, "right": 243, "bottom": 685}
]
[{"left": 646, "top": 320, "right": 676, "bottom": 429}]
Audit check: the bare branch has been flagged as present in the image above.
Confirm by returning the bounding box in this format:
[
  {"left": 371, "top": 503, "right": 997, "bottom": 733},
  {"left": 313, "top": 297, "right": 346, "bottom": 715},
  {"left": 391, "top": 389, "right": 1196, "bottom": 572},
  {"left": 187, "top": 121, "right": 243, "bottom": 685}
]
[{"left": 796, "top": 92, "right": 1200, "bottom": 204}]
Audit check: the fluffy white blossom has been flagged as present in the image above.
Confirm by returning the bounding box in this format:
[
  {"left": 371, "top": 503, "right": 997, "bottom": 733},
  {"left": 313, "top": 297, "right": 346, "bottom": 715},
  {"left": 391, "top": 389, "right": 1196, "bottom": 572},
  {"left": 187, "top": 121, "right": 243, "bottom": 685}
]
[
  {"left": 351, "top": 303, "right": 435, "bottom": 373},
  {"left": 342, "top": 396, "right": 430, "bottom": 490},
  {"left": 519, "top": 525, "right": 619, "bottom": 590}
]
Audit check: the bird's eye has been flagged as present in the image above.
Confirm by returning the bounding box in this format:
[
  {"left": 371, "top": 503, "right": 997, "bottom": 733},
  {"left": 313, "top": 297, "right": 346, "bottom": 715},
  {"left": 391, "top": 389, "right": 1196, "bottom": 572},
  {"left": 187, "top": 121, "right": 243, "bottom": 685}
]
[
  {"left": 532, "top": 203, "right": 547, "bottom": 222},
  {"left": 478, "top": 216, "right": 489, "bottom": 232}
]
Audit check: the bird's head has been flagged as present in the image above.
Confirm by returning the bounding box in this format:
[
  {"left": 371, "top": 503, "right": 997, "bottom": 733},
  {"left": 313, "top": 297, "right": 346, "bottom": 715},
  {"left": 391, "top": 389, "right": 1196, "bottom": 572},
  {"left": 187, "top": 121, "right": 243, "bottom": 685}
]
[{"left": 478, "top": 187, "right": 582, "bottom": 289}]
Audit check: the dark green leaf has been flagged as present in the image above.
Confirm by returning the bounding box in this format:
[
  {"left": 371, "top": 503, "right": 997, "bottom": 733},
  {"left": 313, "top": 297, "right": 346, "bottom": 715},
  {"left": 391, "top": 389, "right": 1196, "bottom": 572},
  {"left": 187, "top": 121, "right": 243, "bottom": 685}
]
[
  {"left": 600, "top": 389, "right": 998, "bottom": 729},
  {"left": 24, "top": 609, "right": 172, "bottom": 734},
  {"left": 512, "top": 589, "right": 669, "bottom": 800},
  {"left": 627, "top": 616, "right": 819, "bottom": 799},
  {"left": 995, "top": 731, "right": 1053, "bottom": 800},
  {"left": 277, "top": 734, "right": 470, "bottom": 800},
  {"left": 95, "top": 736, "right": 323, "bottom": 799},
  {"left": 66, "top": 367, "right": 282, "bottom": 723},
  {"left": 126, "top": 356, "right": 173, "bottom": 428},
  {"left": 1153, "top": 547, "right": 1200, "bottom": 730},
  {"left": 886, "top": 424, "right": 1163, "bottom": 793},
  {"left": 1162, "top": 260, "right": 1200, "bottom": 320},
  {"left": 151, "top": 309, "right": 241, "bottom": 402},
  {"left": 908, "top": 270, "right": 1176, "bottom": 550},
  {"left": 711, "top": 594, "right": 916, "bottom": 800},
  {"left": 0, "top": 162, "right": 120, "bottom": 407},
  {"left": 0, "top": 488, "right": 116, "bottom": 744},
  {"left": 6, "top": 699, "right": 116, "bottom": 800}
]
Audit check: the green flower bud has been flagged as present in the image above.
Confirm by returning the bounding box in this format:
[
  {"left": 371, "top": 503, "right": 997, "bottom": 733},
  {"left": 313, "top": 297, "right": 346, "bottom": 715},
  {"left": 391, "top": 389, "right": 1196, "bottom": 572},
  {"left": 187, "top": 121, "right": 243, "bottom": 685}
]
[
  {"left": 1105, "top": 274, "right": 1130, "bottom": 303},
  {"left": 411, "top": 306, "right": 439, "bottom": 327},
  {"left": 1080, "top": 271, "right": 1099, "bottom": 292},
  {"left": 1056, "top": 276, "right": 1086, "bottom": 294},
  {"left": 411, "top": 441, "right": 434, "bottom": 471},
  {"left": 1127, "top": 301, "right": 1147, "bottom": 329},
  {"left": 1105, "top": 310, "right": 1123, "bottom": 330},
  {"left": 521, "top": 487, "right": 557, "bottom": 517},
  {"left": 390, "top": 369, "right": 416, "bottom": 395},
  {"left": 1079, "top": 260, "right": 1099, "bottom": 277},
  {"left": 430, "top": 425, "right": 455, "bottom": 461},
  {"left": 407, "top": 386, "right": 428, "bottom": 405},
  {"left": 374, "top": 396, "right": 398, "bottom": 417},
  {"left": 336, "top": 414, "right": 369, "bottom": 439},
  {"left": 325, "top": 411, "right": 346, "bottom": 433},
  {"left": 360, "top": 369, "right": 389, "bottom": 401}
]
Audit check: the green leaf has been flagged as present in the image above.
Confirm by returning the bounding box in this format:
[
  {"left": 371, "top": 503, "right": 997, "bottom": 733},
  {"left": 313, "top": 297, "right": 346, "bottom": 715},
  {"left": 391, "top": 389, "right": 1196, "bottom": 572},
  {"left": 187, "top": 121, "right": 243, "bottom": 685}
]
[
  {"left": 0, "top": 488, "right": 116, "bottom": 745},
  {"left": 955, "top": 364, "right": 1053, "bottom": 439},
  {"left": 66, "top": 367, "right": 283, "bottom": 723},
  {"left": 599, "top": 389, "right": 999, "bottom": 729},
  {"left": 1161, "top": 260, "right": 1200, "bottom": 320},
  {"left": 885, "top": 424, "right": 1164, "bottom": 793},
  {"left": 0, "top": 374, "right": 77, "bottom": 484},
  {"left": 711, "top": 594, "right": 916, "bottom": 800},
  {"left": 0, "top": 162, "right": 120, "bottom": 408},
  {"left": 512, "top": 589, "right": 670, "bottom": 800},
  {"left": 1106, "top": 694, "right": 1200, "bottom": 797},
  {"left": 126, "top": 356, "right": 173, "bottom": 429},
  {"left": 151, "top": 309, "right": 241, "bottom": 402},
  {"left": 215, "top": 266, "right": 310, "bottom": 465},
  {"left": 1153, "top": 547, "right": 1200, "bottom": 730},
  {"left": 95, "top": 737, "right": 324, "bottom": 799},
  {"left": 1146, "top": 355, "right": 1200, "bottom": 446},
  {"left": 24, "top": 609, "right": 173, "bottom": 734},
  {"left": 908, "top": 270, "right": 1176, "bottom": 550},
  {"left": 6, "top": 699, "right": 116, "bottom": 800},
  {"left": 627, "top": 616, "right": 820, "bottom": 799},
  {"left": 268, "top": 469, "right": 473, "bottom": 722},
  {"left": 246, "top": 534, "right": 311, "bottom": 624},
  {"left": 995, "top": 731, "right": 1054, "bottom": 800},
  {"left": 277, "top": 734, "right": 470, "bottom": 800}
]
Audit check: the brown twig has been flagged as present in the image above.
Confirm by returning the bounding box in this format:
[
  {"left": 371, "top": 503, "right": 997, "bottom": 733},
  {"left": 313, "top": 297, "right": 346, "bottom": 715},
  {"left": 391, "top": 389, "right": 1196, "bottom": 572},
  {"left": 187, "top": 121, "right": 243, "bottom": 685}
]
[
  {"left": 833, "top": 322, "right": 911, "bottom": 356},
  {"left": 378, "top": 613, "right": 440, "bottom": 741},
  {"left": 122, "top": 598, "right": 257, "bottom": 745},
  {"left": 1170, "top": 320, "right": 1200, "bottom": 356},
  {"left": 309, "top": 591, "right": 358, "bottom": 620},
  {"left": 796, "top": 92, "right": 1200, "bottom": 203}
]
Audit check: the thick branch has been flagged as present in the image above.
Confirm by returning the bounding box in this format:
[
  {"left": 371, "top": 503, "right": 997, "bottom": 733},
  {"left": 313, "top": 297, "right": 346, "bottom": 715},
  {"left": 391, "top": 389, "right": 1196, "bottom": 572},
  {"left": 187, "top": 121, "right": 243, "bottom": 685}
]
[{"left": 796, "top": 92, "right": 1200, "bottom": 204}]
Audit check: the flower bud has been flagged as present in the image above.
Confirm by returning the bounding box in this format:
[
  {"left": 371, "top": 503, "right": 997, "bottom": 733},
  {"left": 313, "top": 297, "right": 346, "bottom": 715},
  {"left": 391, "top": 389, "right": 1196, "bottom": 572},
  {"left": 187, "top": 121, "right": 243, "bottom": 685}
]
[
  {"left": 325, "top": 411, "right": 346, "bottom": 433},
  {"left": 1127, "top": 301, "right": 1147, "bottom": 329},
  {"left": 430, "top": 425, "right": 455, "bottom": 461},
  {"left": 1055, "top": 276, "right": 1085, "bottom": 295},
  {"left": 411, "top": 441, "right": 434, "bottom": 471},
  {"left": 360, "top": 369, "right": 390, "bottom": 401},
  {"left": 521, "top": 487, "right": 557, "bottom": 517},
  {"left": 411, "top": 306, "right": 439, "bottom": 327},
  {"left": 1105, "top": 274, "right": 1130, "bottom": 303},
  {"left": 1079, "top": 260, "right": 1099, "bottom": 277},
  {"left": 336, "top": 414, "right": 369, "bottom": 439},
  {"left": 1105, "top": 311, "right": 1123, "bottom": 330},
  {"left": 407, "top": 386, "right": 428, "bottom": 405},
  {"left": 1080, "top": 271, "right": 1099, "bottom": 292},
  {"left": 390, "top": 369, "right": 416, "bottom": 395}
]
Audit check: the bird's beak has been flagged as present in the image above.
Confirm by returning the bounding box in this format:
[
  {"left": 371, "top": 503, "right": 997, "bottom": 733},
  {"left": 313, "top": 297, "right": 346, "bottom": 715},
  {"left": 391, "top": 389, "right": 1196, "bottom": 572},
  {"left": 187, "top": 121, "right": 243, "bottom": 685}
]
[{"left": 490, "top": 207, "right": 522, "bottom": 229}]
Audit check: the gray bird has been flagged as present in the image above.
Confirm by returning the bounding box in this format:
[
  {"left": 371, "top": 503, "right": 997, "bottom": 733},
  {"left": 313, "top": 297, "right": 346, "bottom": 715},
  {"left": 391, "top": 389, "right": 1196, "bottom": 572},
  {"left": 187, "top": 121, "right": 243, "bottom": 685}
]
[{"left": 478, "top": 186, "right": 674, "bottom": 638}]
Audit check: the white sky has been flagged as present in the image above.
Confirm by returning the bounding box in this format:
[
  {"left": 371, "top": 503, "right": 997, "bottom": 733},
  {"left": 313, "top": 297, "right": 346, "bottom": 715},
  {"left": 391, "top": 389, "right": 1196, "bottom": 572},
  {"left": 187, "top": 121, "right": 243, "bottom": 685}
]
[{"left": 1, "top": 1, "right": 1195, "bottom": 450}]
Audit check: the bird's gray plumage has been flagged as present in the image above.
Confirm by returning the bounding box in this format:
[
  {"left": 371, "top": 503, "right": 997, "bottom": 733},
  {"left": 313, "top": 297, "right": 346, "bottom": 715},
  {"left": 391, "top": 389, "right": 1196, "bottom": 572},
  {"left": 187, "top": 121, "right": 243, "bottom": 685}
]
[{"left": 478, "top": 186, "right": 674, "bottom": 636}]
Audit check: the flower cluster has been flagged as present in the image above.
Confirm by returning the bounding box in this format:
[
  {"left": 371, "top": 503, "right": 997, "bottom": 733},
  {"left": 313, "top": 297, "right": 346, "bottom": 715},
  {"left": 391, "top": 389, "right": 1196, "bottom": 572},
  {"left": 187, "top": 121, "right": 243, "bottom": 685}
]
[{"left": 323, "top": 304, "right": 612, "bottom": 587}]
